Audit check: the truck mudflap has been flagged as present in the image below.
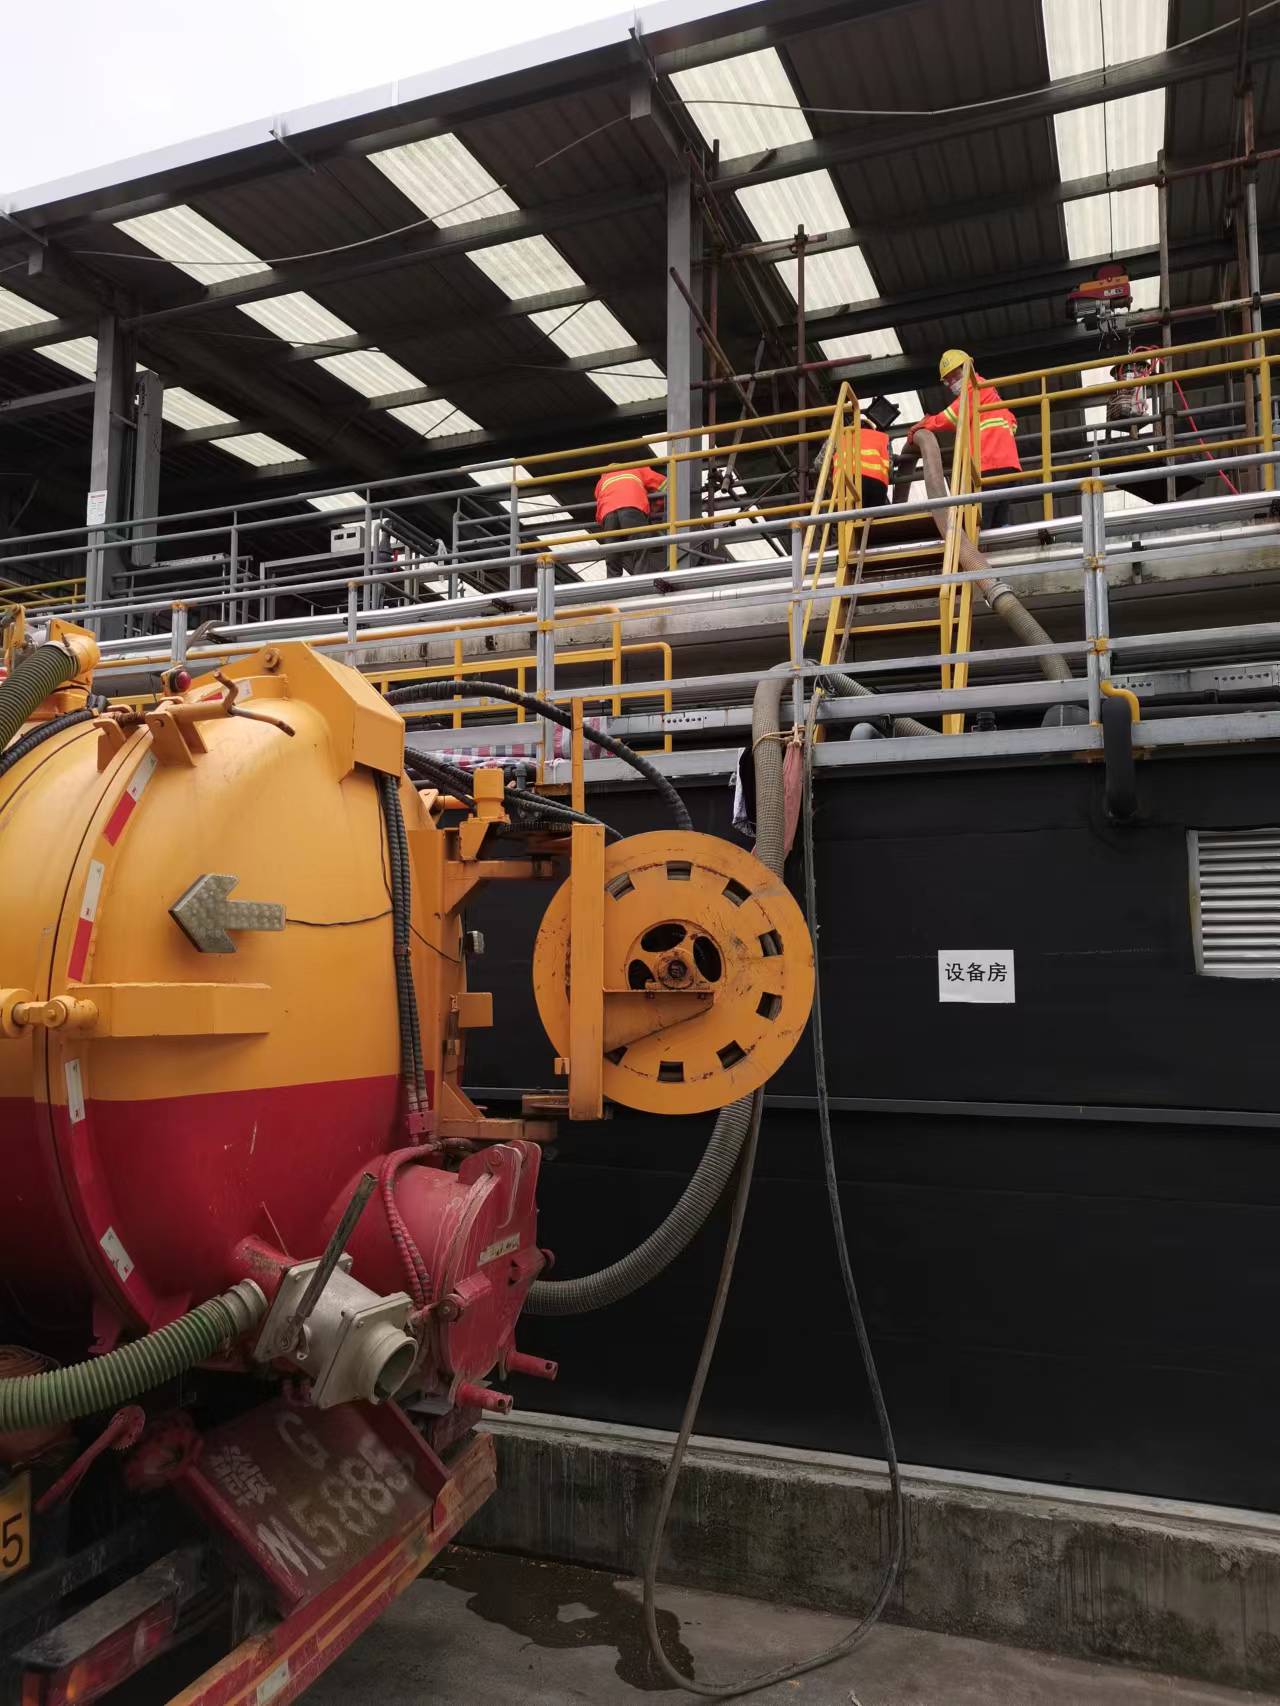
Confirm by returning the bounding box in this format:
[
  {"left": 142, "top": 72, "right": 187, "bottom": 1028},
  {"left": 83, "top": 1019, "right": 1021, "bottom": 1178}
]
[{"left": 166, "top": 1400, "right": 496, "bottom": 1706}]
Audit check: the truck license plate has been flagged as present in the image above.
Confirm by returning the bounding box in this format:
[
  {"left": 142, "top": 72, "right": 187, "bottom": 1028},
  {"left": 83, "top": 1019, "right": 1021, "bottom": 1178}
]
[{"left": 0, "top": 1473, "right": 30, "bottom": 1580}]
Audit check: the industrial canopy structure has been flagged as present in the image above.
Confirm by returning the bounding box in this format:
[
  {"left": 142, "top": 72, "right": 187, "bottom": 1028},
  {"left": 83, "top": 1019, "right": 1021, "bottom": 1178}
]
[{"left": 0, "top": 0, "right": 1275, "bottom": 561}]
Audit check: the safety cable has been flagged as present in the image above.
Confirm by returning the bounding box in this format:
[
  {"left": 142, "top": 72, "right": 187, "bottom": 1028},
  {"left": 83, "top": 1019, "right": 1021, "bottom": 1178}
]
[{"left": 642, "top": 692, "right": 903, "bottom": 1699}]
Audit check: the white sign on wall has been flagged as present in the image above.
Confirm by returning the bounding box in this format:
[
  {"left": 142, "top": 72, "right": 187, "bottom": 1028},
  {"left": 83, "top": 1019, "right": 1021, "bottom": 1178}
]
[
  {"left": 85, "top": 489, "right": 108, "bottom": 527},
  {"left": 938, "top": 950, "right": 1016, "bottom": 1003}
]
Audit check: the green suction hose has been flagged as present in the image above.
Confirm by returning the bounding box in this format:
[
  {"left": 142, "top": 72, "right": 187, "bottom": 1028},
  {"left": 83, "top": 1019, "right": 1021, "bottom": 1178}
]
[
  {"left": 0, "top": 1281, "right": 266, "bottom": 1430},
  {"left": 0, "top": 645, "right": 84, "bottom": 754}
]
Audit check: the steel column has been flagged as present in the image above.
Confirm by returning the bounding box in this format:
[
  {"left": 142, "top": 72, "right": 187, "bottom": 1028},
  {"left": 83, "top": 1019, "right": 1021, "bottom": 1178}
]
[
  {"left": 666, "top": 171, "right": 703, "bottom": 560},
  {"left": 84, "top": 313, "right": 135, "bottom": 626},
  {"left": 130, "top": 369, "right": 163, "bottom": 569}
]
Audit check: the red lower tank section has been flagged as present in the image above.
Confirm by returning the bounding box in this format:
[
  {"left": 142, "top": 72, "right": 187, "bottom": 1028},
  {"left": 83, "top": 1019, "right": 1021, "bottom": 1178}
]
[{"left": 0, "top": 648, "right": 546, "bottom": 1406}]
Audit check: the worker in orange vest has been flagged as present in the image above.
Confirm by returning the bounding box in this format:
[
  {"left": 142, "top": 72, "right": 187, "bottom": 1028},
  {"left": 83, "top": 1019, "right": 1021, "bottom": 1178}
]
[
  {"left": 907, "top": 349, "right": 1022, "bottom": 529},
  {"left": 594, "top": 461, "right": 666, "bottom": 577},
  {"left": 855, "top": 411, "right": 892, "bottom": 508}
]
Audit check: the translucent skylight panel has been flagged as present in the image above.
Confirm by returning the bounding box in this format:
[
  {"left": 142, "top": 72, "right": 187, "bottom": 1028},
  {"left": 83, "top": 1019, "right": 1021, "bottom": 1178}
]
[
  {"left": 588, "top": 361, "right": 668, "bottom": 405},
  {"left": 735, "top": 172, "right": 847, "bottom": 244},
  {"left": 389, "top": 398, "right": 482, "bottom": 438},
  {"left": 820, "top": 329, "right": 905, "bottom": 363},
  {"left": 1064, "top": 185, "right": 1158, "bottom": 258},
  {"left": 469, "top": 463, "right": 533, "bottom": 487},
  {"left": 885, "top": 390, "right": 924, "bottom": 424},
  {"left": 217, "top": 433, "right": 306, "bottom": 467},
  {"left": 316, "top": 349, "right": 423, "bottom": 398},
  {"left": 1054, "top": 90, "right": 1164, "bottom": 180},
  {"left": 776, "top": 249, "right": 880, "bottom": 311},
  {"left": 117, "top": 206, "right": 268, "bottom": 285},
  {"left": 671, "top": 48, "right": 812, "bottom": 157},
  {"left": 307, "top": 492, "right": 366, "bottom": 512},
  {"left": 530, "top": 300, "right": 632, "bottom": 359},
  {"left": 469, "top": 237, "right": 583, "bottom": 299},
  {"left": 1128, "top": 275, "right": 1160, "bottom": 310},
  {"left": 1042, "top": 0, "right": 1167, "bottom": 78},
  {"left": 0, "top": 288, "right": 56, "bottom": 332},
  {"left": 369, "top": 134, "right": 517, "bottom": 225},
  {"left": 160, "top": 387, "right": 236, "bottom": 430},
  {"left": 37, "top": 337, "right": 99, "bottom": 378},
  {"left": 239, "top": 292, "right": 354, "bottom": 345}
]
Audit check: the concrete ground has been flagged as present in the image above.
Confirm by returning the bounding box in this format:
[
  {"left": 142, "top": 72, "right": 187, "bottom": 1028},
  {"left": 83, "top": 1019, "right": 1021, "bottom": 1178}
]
[{"left": 304, "top": 1547, "right": 1280, "bottom": 1705}]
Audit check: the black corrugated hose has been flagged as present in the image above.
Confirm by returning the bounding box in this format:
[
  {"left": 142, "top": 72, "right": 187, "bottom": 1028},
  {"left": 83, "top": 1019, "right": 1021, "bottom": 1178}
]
[
  {"left": 384, "top": 679, "right": 691, "bottom": 831},
  {"left": 376, "top": 774, "right": 428, "bottom": 1121},
  {"left": 0, "top": 709, "right": 95, "bottom": 778}
]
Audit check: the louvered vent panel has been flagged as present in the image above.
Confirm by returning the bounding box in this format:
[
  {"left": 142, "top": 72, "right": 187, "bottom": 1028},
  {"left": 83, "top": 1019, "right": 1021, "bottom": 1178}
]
[{"left": 1190, "top": 829, "right": 1280, "bottom": 977}]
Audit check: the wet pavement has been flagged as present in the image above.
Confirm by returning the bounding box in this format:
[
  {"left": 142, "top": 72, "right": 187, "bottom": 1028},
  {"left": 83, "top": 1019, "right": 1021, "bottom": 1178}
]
[{"left": 302, "top": 1546, "right": 1280, "bottom": 1705}]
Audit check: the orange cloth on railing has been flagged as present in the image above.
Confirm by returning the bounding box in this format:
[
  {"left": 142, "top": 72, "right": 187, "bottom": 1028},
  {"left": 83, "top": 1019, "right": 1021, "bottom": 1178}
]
[
  {"left": 594, "top": 465, "right": 666, "bottom": 523},
  {"left": 911, "top": 380, "right": 1020, "bottom": 474}
]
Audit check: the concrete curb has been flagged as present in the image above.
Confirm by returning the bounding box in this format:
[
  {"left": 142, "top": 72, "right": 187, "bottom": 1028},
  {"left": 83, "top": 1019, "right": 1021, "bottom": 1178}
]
[{"left": 467, "top": 1412, "right": 1280, "bottom": 1693}]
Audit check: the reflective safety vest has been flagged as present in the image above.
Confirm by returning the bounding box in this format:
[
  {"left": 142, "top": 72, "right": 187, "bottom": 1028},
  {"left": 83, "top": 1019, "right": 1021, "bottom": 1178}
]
[
  {"left": 916, "top": 381, "right": 1020, "bottom": 474},
  {"left": 855, "top": 426, "right": 891, "bottom": 487},
  {"left": 595, "top": 465, "right": 666, "bottom": 524}
]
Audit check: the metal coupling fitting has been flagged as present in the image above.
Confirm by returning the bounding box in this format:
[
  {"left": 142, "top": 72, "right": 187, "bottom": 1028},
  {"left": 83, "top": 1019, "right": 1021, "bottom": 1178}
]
[
  {"left": 984, "top": 580, "right": 1014, "bottom": 610},
  {"left": 54, "top": 630, "right": 101, "bottom": 678},
  {"left": 220, "top": 1278, "right": 269, "bottom": 1335}
]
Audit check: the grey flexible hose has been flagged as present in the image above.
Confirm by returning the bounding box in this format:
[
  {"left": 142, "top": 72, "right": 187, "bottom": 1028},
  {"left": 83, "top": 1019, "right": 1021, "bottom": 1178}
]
[
  {"left": 525, "top": 657, "right": 925, "bottom": 1316},
  {"left": 898, "top": 431, "right": 1072, "bottom": 683},
  {"left": 0, "top": 1282, "right": 265, "bottom": 1429}
]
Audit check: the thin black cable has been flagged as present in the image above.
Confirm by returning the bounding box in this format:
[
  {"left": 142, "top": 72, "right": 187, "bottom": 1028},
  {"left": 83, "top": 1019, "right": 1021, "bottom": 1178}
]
[
  {"left": 642, "top": 704, "right": 903, "bottom": 1698},
  {"left": 286, "top": 908, "right": 392, "bottom": 927},
  {"left": 70, "top": 116, "right": 628, "bottom": 269},
  {"left": 385, "top": 679, "right": 691, "bottom": 831}
]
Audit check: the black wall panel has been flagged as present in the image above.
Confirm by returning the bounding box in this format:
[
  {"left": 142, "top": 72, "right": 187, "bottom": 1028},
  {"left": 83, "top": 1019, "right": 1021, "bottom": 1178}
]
[{"left": 464, "top": 750, "right": 1280, "bottom": 1507}]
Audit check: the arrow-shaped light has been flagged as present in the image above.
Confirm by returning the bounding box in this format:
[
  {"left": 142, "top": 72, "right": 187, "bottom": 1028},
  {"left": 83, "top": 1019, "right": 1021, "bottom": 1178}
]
[{"left": 170, "top": 873, "right": 285, "bottom": 954}]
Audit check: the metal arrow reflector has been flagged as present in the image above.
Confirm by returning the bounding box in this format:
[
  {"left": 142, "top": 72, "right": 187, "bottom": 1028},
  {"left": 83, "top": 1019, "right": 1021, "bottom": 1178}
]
[{"left": 170, "top": 873, "right": 285, "bottom": 954}]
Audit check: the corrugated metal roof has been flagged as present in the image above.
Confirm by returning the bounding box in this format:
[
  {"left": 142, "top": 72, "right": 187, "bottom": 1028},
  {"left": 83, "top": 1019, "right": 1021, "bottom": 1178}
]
[{"left": 0, "top": 0, "right": 1269, "bottom": 528}]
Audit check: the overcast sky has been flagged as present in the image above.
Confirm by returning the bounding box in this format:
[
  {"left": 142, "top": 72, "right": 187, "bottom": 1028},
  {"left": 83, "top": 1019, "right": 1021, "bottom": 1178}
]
[{"left": 2, "top": 0, "right": 628, "bottom": 195}]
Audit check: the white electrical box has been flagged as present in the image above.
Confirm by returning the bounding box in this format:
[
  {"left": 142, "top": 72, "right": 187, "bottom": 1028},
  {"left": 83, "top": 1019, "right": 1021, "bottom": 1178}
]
[{"left": 330, "top": 524, "right": 366, "bottom": 554}]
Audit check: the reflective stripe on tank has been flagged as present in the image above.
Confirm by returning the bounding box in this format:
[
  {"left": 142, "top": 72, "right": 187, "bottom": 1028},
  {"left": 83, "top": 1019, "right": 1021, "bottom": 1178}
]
[
  {"left": 103, "top": 749, "right": 157, "bottom": 846},
  {"left": 67, "top": 859, "right": 105, "bottom": 983}
]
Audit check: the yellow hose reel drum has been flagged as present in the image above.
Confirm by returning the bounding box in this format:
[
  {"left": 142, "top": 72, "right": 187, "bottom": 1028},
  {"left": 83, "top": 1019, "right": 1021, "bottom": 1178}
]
[{"left": 533, "top": 830, "right": 814, "bottom": 1115}]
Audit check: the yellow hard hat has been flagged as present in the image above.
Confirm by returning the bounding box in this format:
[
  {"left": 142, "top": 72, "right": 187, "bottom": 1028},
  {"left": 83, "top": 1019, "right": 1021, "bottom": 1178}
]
[{"left": 939, "top": 348, "right": 971, "bottom": 380}]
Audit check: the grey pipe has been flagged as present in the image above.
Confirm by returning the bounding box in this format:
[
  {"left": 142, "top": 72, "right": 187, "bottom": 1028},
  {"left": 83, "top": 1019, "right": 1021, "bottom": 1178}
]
[
  {"left": 526, "top": 657, "right": 925, "bottom": 1318},
  {"left": 898, "top": 432, "right": 1073, "bottom": 684}
]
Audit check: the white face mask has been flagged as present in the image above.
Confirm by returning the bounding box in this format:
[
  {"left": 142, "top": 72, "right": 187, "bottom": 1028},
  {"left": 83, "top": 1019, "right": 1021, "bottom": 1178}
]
[{"left": 946, "top": 373, "right": 963, "bottom": 396}]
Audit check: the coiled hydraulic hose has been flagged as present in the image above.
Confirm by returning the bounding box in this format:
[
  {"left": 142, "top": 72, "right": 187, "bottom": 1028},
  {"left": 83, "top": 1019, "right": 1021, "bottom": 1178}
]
[
  {"left": 898, "top": 431, "right": 1072, "bottom": 684},
  {"left": 384, "top": 679, "right": 691, "bottom": 831},
  {"left": 0, "top": 1282, "right": 265, "bottom": 1430},
  {"left": 0, "top": 645, "right": 83, "bottom": 754}
]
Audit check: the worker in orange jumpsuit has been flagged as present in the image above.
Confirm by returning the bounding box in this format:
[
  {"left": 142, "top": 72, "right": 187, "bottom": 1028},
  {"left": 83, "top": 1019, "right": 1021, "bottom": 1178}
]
[
  {"left": 594, "top": 461, "right": 666, "bottom": 577},
  {"left": 907, "top": 349, "right": 1022, "bottom": 529}
]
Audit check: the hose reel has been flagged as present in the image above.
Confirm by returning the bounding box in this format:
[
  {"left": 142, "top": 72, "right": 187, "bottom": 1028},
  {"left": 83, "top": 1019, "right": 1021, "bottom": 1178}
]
[{"left": 533, "top": 830, "right": 813, "bottom": 1116}]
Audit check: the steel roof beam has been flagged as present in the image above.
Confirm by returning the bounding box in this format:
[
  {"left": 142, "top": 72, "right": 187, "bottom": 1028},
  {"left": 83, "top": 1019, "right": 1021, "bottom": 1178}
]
[
  {"left": 800, "top": 228, "right": 1280, "bottom": 345},
  {"left": 0, "top": 381, "right": 95, "bottom": 421},
  {"left": 120, "top": 190, "right": 660, "bottom": 331},
  {"left": 711, "top": 29, "right": 1280, "bottom": 192}
]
